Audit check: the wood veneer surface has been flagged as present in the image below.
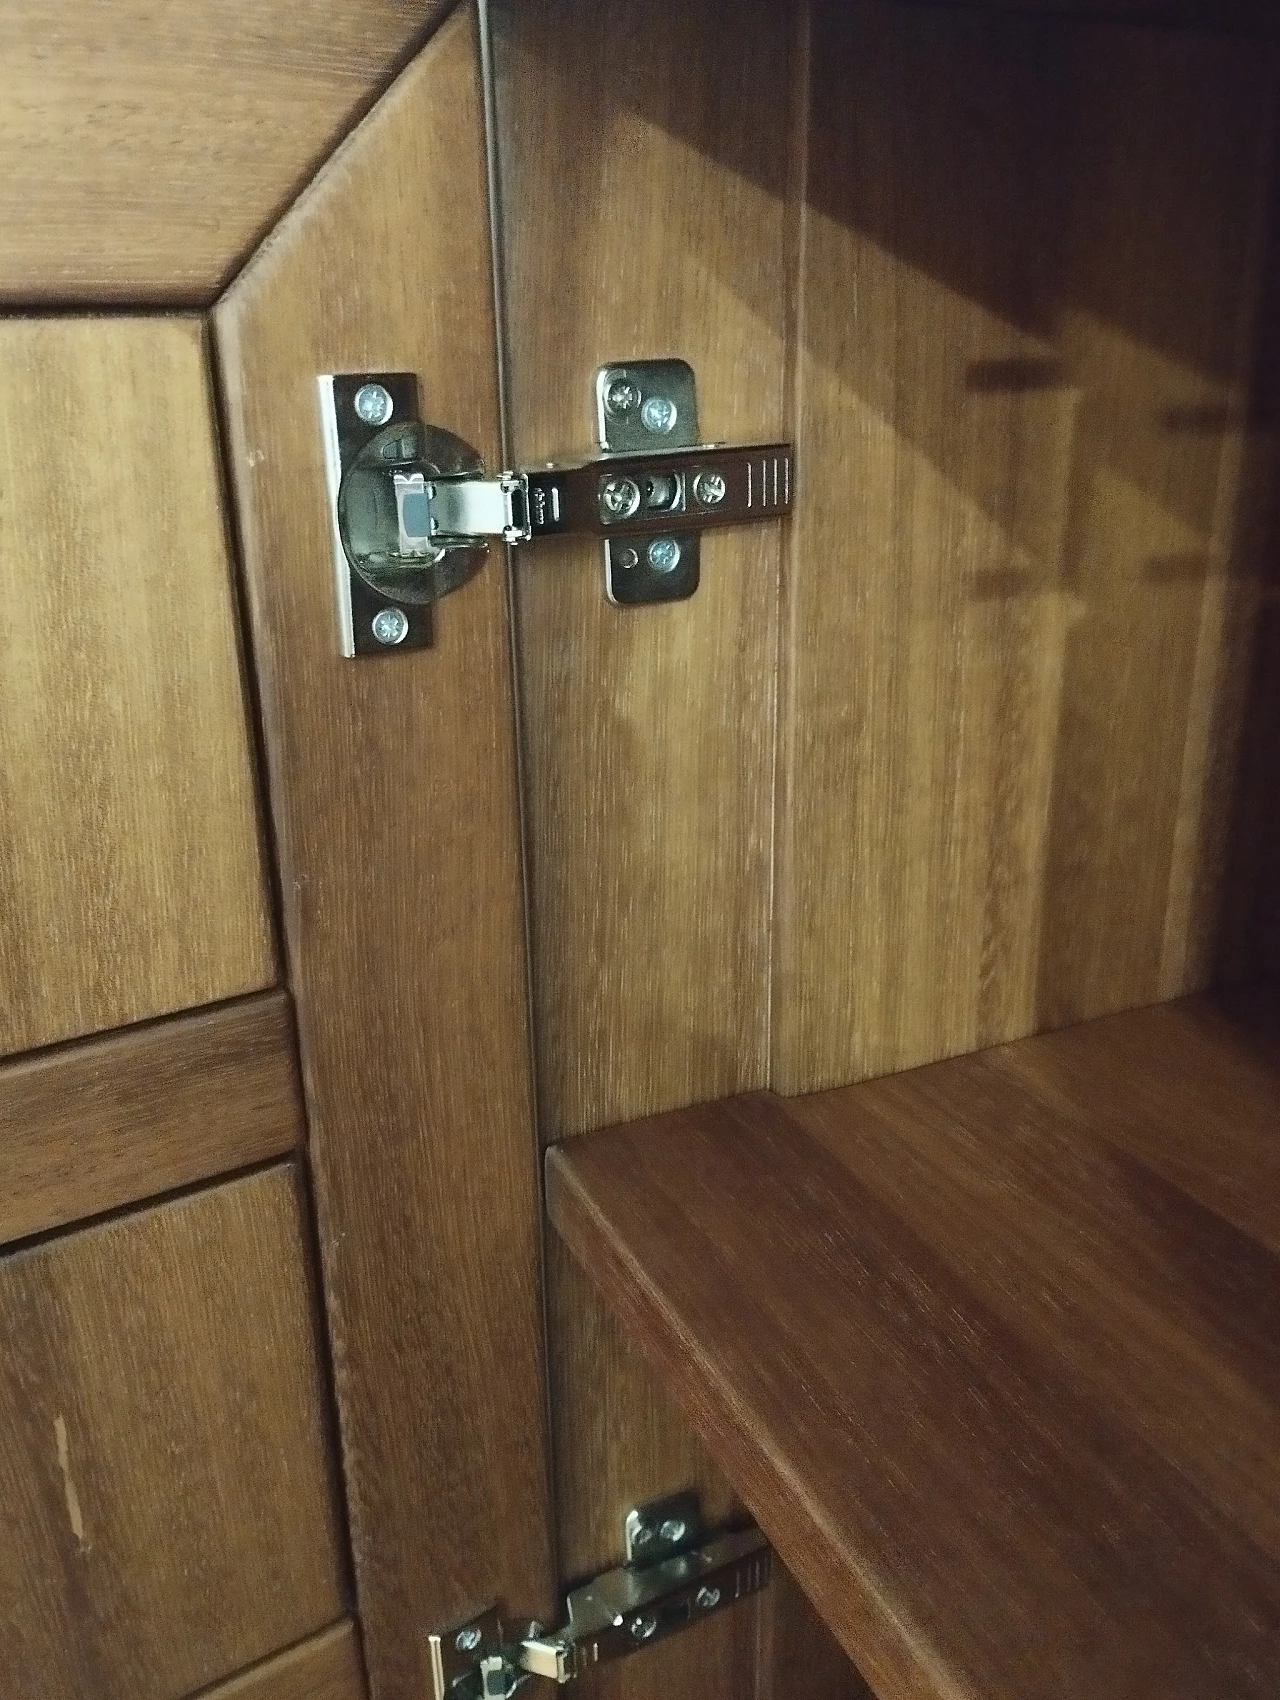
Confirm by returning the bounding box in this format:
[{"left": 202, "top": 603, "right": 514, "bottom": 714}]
[
  {"left": 215, "top": 15, "right": 555, "bottom": 1695},
  {"left": 549, "top": 992, "right": 1280, "bottom": 1700},
  {"left": 0, "top": 991, "right": 303, "bottom": 1246}
]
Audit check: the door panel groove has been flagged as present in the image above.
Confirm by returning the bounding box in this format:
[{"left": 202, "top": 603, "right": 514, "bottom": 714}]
[{"left": 0, "top": 990, "right": 304, "bottom": 1249}]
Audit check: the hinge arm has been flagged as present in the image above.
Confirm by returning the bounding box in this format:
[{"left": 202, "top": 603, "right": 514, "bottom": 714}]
[
  {"left": 398, "top": 441, "right": 792, "bottom": 553},
  {"left": 430, "top": 1508, "right": 772, "bottom": 1699},
  {"left": 516, "top": 1525, "right": 771, "bottom": 1684},
  {"left": 410, "top": 470, "right": 532, "bottom": 547}
]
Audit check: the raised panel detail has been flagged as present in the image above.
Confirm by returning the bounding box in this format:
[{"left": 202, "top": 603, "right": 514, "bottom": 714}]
[
  {"left": 0, "top": 990, "right": 304, "bottom": 1246},
  {"left": 0, "top": 1166, "right": 345, "bottom": 1700},
  {"left": 0, "top": 0, "right": 450, "bottom": 303},
  {"left": 202, "top": 1622, "right": 366, "bottom": 1700},
  {"left": 0, "top": 318, "right": 275, "bottom": 1058}
]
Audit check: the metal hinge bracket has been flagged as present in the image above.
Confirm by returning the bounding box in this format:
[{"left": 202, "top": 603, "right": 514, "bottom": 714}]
[
  {"left": 318, "top": 360, "right": 794, "bottom": 655},
  {"left": 428, "top": 1494, "right": 772, "bottom": 1700}
]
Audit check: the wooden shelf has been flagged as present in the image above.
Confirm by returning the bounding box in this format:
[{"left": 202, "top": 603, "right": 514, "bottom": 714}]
[{"left": 546, "top": 993, "right": 1280, "bottom": 1700}]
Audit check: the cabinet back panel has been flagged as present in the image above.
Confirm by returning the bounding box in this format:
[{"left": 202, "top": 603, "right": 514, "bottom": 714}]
[{"left": 774, "top": 2, "right": 1280, "bottom": 1092}]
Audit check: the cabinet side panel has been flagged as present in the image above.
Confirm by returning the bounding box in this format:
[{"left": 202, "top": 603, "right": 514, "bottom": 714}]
[
  {"left": 494, "top": 1, "right": 798, "bottom": 1693},
  {"left": 495, "top": 0, "right": 788, "bottom": 1140}
]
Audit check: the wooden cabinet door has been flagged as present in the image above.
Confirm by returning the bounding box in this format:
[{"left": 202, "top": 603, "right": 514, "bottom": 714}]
[
  {"left": 214, "top": 12, "right": 557, "bottom": 1696},
  {"left": 0, "top": 8, "right": 548, "bottom": 1700},
  {"left": 0, "top": 316, "right": 353, "bottom": 1697}
]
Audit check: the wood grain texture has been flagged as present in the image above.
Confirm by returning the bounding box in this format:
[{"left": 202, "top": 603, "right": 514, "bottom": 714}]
[
  {"left": 1252, "top": 566, "right": 1280, "bottom": 968},
  {"left": 774, "top": 3, "right": 1280, "bottom": 1092},
  {"left": 215, "top": 15, "right": 556, "bottom": 1698},
  {"left": 0, "top": 317, "right": 275, "bottom": 1059},
  {"left": 549, "top": 1238, "right": 862, "bottom": 1698},
  {"left": 494, "top": 0, "right": 792, "bottom": 1138},
  {"left": 198, "top": 1623, "right": 365, "bottom": 1700},
  {"left": 495, "top": 7, "right": 795, "bottom": 1692},
  {"left": 982, "top": 987, "right": 1280, "bottom": 1253},
  {"left": 547, "top": 992, "right": 1280, "bottom": 1700},
  {"left": 0, "top": 990, "right": 303, "bottom": 1246},
  {"left": 1231, "top": 142, "right": 1280, "bottom": 979},
  {"left": 0, "top": 0, "right": 450, "bottom": 303},
  {"left": 546, "top": 1234, "right": 742, "bottom": 1583},
  {"left": 0, "top": 1165, "right": 345, "bottom": 1700}
]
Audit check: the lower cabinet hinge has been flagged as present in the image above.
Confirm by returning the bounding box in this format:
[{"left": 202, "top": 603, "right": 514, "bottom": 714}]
[
  {"left": 317, "top": 359, "right": 794, "bottom": 655},
  {"left": 428, "top": 1495, "right": 772, "bottom": 1700}
]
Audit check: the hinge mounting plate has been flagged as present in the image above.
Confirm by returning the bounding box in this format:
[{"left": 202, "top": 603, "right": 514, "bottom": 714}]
[
  {"left": 429, "top": 1494, "right": 772, "bottom": 1699},
  {"left": 318, "top": 360, "right": 793, "bottom": 656}
]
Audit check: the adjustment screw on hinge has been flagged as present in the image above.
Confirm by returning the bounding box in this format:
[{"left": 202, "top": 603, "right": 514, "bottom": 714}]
[
  {"left": 647, "top": 538, "right": 681, "bottom": 574},
  {"left": 600, "top": 476, "right": 642, "bottom": 520},
  {"left": 353, "top": 382, "right": 395, "bottom": 426},
  {"left": 455, "top": 1626, "right": 483, "bottom": 1654},
  {"left": 640, "top": 394, "right": 679, "bottom": 435},
  {"left": 604, "top": 377, "right": 642, "bottom": 419},
  {"left": 371, "top": 606, "right": 409, "bottom": 646}
]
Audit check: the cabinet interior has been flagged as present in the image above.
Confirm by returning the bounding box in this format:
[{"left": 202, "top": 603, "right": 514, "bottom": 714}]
[{"left": 525, "top": 4, "right": 1280, "bottom": 1696}]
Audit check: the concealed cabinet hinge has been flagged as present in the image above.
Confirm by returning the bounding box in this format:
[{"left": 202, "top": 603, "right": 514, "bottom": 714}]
[
  {"left": 317, "top": 360, "right": 794, "bottom": 655},
  {"left": 428, "top": 1495, "right": 772, "bottom": 1699}
]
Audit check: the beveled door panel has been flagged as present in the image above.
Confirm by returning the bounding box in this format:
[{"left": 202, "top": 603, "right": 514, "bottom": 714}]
[
  {"left": 201, "top": 1624, "right": 366, "bottom": 1700},
  {"left": 0, "top": 0, "right": 451, "bottom": 303},
  {"left": 0, "top": 1166, "right": 346, "bottom": 1700},
  {"left": 0, "top": 318, "right": 275, "bottom": 1057}
]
